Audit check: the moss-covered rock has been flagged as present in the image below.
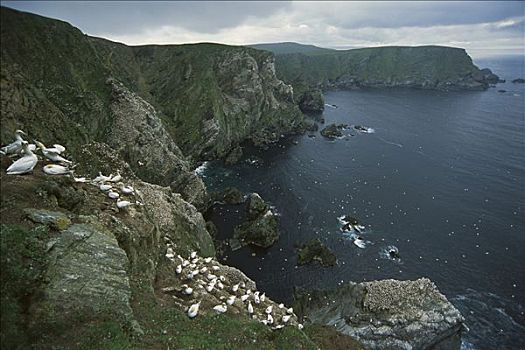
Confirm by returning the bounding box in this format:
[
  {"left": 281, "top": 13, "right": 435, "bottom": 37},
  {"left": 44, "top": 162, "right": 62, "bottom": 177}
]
[
  {"left": 234, "top": 193, "right": 279, "bottom": 248},
  {"left": 218, "top": 187, "right": 245, "bottom": 204},
  {"left": 298, "top": 89, "right": 325, "bottom": 113},
  {"left": 297, "top": 239, "right": 337, "bottom": 267},
  {"left": 23, "top": 208, "right": 71, "bottom": 231},
  {"left": 320, "top": 123, "right": 346, "bottom": 139}
]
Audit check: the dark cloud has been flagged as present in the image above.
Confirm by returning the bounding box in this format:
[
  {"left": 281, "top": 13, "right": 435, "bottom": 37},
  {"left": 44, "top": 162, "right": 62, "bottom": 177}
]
[{"left": 2, "top": 1, "right": 291, "bottom": 35}]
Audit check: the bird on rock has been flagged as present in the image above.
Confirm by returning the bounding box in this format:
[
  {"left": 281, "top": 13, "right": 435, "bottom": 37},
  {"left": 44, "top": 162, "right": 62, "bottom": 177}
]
[
  {"left": 1, "top": 130, "right": 26, "bottom": 156},
  {"left": 43, "top": 164, "right": 70, "bottom": 175},
  {"left": 35, "top": 141, "right": 72, "bottom": 164},
  {"left": 6, "top": 142, "right": 38, "bottom": 175}
]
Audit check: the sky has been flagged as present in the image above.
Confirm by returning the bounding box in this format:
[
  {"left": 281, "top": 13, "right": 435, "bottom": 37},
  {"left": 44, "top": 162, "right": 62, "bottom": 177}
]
[{"left": 2, "top": 1, "right": 524, "bottom": 58}]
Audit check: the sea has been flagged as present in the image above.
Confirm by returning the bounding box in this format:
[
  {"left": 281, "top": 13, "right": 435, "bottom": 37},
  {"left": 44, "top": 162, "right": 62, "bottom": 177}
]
[{"left": 201, "top": 55, "right": 525, "bottom": 350}]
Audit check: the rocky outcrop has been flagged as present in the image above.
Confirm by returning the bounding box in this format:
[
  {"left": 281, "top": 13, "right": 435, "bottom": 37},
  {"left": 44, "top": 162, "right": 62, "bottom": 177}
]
[
  {"left": 320, "top": 123, "right": 347, "bottom": 139},
  {"left": 512, "top": 78, "right": 525, "bottom": 83},
  {"left": 294, "top": 278, "right": 464, "bottom": 350},
  {"left": 298, "top": 89, "right": 325, "bottom": 113},
  {"left": 234, "top": 193, "right": 279, "bottom": 248},
  {"left": 297, "top": 239, "right": 337, "bottom": 267},
  {"left": 216, "top": 187, "right": 245, "bottom": 205}
]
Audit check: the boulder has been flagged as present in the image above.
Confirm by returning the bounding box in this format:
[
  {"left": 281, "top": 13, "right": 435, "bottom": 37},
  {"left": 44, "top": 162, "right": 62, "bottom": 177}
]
[
  {"left": 298, "top": 89, "right": 325, "bottom": 113},
  {"left": 234, "top": 211, "right": 279, "bottom": 248},
  {"left": 24, "top": 208, "right": 71, "bottom": 231},
  {"left": 294, "top": 278, "right": 464, "bottom": 350},
  {"left": 246, "top": 192, "right": 269, "bottom": 219},
  {"left": 320, "top": 123, "right": 346, "bottom": 139},
  {"left": 297, "top": 239, "right": 336, "bottom": 267}
]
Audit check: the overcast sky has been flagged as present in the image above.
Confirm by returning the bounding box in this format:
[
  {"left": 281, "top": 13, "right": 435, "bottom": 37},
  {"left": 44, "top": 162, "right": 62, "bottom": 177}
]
[{"left": 3, "top": 1, "right": 524, "bottom": 58}]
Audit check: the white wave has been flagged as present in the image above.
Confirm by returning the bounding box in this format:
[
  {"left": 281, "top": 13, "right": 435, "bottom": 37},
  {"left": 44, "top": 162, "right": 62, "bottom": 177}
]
[
  {"left": 379, "top": 245, "right": 401, "bottom": 261},
  {"left": 324, "top": 103, "right": 337, "bottom": 108},
  {"left": 194, "top": 161, "right": 209, "bottom": 177}
]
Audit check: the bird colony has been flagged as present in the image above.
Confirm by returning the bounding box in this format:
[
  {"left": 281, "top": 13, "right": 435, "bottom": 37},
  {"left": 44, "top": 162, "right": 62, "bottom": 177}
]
[
  {"left": 162, "top": 237, "right": 303, "bottom": 330},
  {"left": 1, "top": 130, "right": 138, "bottom": 210}
]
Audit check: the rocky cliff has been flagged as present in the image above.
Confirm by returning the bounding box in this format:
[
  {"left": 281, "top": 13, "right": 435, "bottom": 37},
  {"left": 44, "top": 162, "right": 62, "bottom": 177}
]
[{"left": 264, "top": 45, "right": 500, "bottom": 92}]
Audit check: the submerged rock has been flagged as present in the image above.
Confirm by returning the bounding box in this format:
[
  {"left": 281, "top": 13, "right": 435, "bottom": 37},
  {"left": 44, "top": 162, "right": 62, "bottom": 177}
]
[
  {"left": 294, "top": 278, "right": 464, "bottom": 350},
  {"left": 297, "top": 239, "right": 336, "bottom": 267},
  {"left": 320, "top": 124, "right": 347, "bottom": 139},
  {"left": 512, "top": 78, "right": 525, "bottom": 84}
]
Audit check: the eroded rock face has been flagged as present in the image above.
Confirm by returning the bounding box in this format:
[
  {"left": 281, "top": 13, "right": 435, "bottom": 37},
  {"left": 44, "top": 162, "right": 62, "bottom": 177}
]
[
  {"left": 234, "top": 193, "right": 279, "bottom": 248},
  {"left": 296, "top": 239, "right": 336, "bottom": 267},
  {"left": 298, "top": 89, "right": 325, "bottom": 113},
  {"left": 30, "top": 224, "right": 135, "bottom": 333},
  {"left": 294, "top": 278, "right": 464, "bottom": 350},
  {"left": 320, "top": 123, "right": 347, "bottom": 139}
]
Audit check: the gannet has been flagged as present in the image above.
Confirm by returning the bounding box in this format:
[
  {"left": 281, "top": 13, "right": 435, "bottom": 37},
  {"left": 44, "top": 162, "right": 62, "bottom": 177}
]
[
  {"left": 205, "top": 283, "right": 215, "bottom": 293},
  {"left": 43, "top": 164, "right": 70, "bottom": 175},
  {"left": 190, "top": 251, "right": 197, "bottom": 259},
  {"left": 213, "top": 304, "right": 227, "bottom": 314},
  {"left": 265, "top": 305, "right": 273, "bottom": 314},
  {"left": 182, "top": 259, "right": 190, "bottom": 267},
  {"left": 217, "top": 281, "right": 224, "bottom": 290},
  {"left": 286, "top": 307, "right": 293, "bottom": 314},
  {"left": 247, "top": 301, "right": 254, "bottom": 314},
  {"left": 204, "top": 257, "right": 213, "bottom": 263},
  {"left": 176, "top": 265, "right": 183, "bottom": 274},
  {"left": 282, "top": 315, "right": 291, "bottom": 323},
  {"left": 254, "top": 293, "right": 260, "bottom": 304},
  {"left": 191, "top": 258, "right": 199, "bottom": 264},
  {"left": 211, "top": 265, "right": 220, "bottom": 271},
  {"left": 267, "top": 314, "right": 274, "bottom": 324},
  {"left": 99, "top": 183, "right": 112, "bottom": 191},
  {"left": 240, "top": 281, "right": 246, "bottom": 288},
  {"left": 182, "top": 285, "right": 193, "bottom": 295},
  {"left": 298, "top": 323, "right": 304, "bottom": 330},
  {"left": 240, "top": 294, "right": 249, "bottom": 302},
  {"left": 260, "top": 293, "right": 266, "bottom": 302},
  {"left": 116, "top": 200, "right": 133, "bottom": 209},
  {"left": 219, "top": 275, "right": 226, "bottom": 282},
  {"left": 1, "top": 130, "right": 26, "bottom": 156},
  {"left": 226, "top": 295, "right": 236, "bottom": 305},
  {"left": 108, "top": 191, "right": 120, "bottom": 199},
  {"left": 187, "top": 301, "right": 201, "bottom": 318},
  {"left": 92, "top": 172, "right": 112, "bottom": 183},
  {"left": 35, "top": 141, "right": 71, "bottom": 164},
  {"left": 189, "top": 263, "right": 197, "bottom": 269},
  {"left": 260, "top": 319, "right": 269, "bottom": 325},
  {"left": 207, "top": 274, "right": 217, "bottom": 281},
  {"left": 191, "top": 269, "right": 199, "bottom": 276},
  {"left": 278, "top": 303, "right": 284, "bottom": 309},
  {"left": 121, "top": 185, "right": 134, "bottom": 195},
  {"left": 6, "top": 142, "right": 38, "bottom": 175},
  {"left": 199, "top": 266, "right": 208, "bottom": 274},
  {"left": 109, "top": 172, "right": 122, "bottom": 182},
  {"left": 232, "top": 283, "right": 239, "bottom": 292}
]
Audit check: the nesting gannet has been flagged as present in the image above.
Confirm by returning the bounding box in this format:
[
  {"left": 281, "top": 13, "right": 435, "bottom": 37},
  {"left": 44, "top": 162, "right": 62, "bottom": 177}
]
[
  {"left": 219, "top": 275, "right": 226, "bottom": 282},
  {"left": 254, "top": 293, "right": 260, "bottom": 304},
  {"left": 191, "top": 258, "right": 200, "bottom": 264},
  {"left": 72, "top": 174, "right": 87, "bottom": 182},
  {"left": 176, "top": 265, "right": 183, "bottom": 274},
  {"left": 207, "top": 274, "right": 217, "bottom": 281},
  {"left": 265, "top": 305, "right": 273, "bottom": 314},
  {"left": 190, "top": 251, "right": 197, "bottom": 259},
  {"left": 246, "top": 289, "right": 252, "bottom": 295},
  {"left": 189, "top": 263, "right": 197, "bottom": 269},
  {"left": 116, "top": 200, "right": 133, "bottom": 209},
  {"left": 6, "top": 142, "right": 38, "bottom": 175},
  {"left": 298, "top": 323, "right": 304, "bottom": 330},
  {"left": 1, "top": 130, "right": 26, "bottom": 156},
  {"left": 211, "top": 265, "right": 220, "bottom": 271},
  {"left": 240, "top": 294, "right": 250, "bottom": 302},
  {"left": 226, "top": 295, "right": 236, "bottom": 305},
  {"left": 92, "top": 172, "right": 112, "bottom": 183},
  {"left": 286, "top": 307, "right": 293, "bottom": 314},
  {"left": 199, "top": 266, "right": 208, "bottom": 274},
  {"left": 267, "top": 314, "right": 274, "bottom": 324},
  {"left": 217, "top": 281, "right": 224, "bottom": 289},
  {"left": 35, "top": 141, "right": 72, "bottom": 164},
  {"left": 43, "top": 164, "right": 70, "bottom": 175},
  {"left": 260, "top": 293, "right": 266, "bottom": 302},
  {"left": 108, "top": 190, "right": 120, "bottom": 199},
  {"left": 186, "top": 271, "right": 195, "bottom": 280},
  {"left": 187, "top": 301, "right": 201, "bottom": 318},
  {"left": 109, "top": 172, "right": 122, "bottom": 182},
  {"left": 282, "top": 315, "right": 291, "bottom": 323},
  {"left": 260, "top": 319, "right": 269, "bottom": 325},
  {"left": 204, "top": 257, "right": 213, "bottom": 263},
  {"left": 182, "top": 259, "right": 190, "bottom": 267},
  {"left": 182, "top": 285, "right": 193, "bottom": 295},
  {"left": 121, "top": 185, "right": 135, "bottom": 195},
  {"left": 240, "top": 281, "right": 246, "bottom": 288},
  {"left": 205, "top": 283, "right": 215, "bottom": 293},
  {"left": 278, "top": 303, "right": 284, "bottom": 309},
  {"left": 247, "top": 301, "right": 254, "bottom": 314},
  {"left": 213, "top": 304, "right": 227, "bottom": 314},
  {"left": 232, "top": 283, "right": 239, "bottom": 292},
  {"left": 191, "top": 269, "right": 199, "bottom": 276},
  {"left": 99, "top": 183, "right": 112, "bottom": 191}
]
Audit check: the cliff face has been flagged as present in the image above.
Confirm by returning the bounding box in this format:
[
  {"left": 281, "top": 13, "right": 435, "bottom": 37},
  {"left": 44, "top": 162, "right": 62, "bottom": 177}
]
[
  {"left": 271, "top": 45, "right": 500, "bottom": 91},
  {"left": 0, "top": 6, "right": 304, "bottom": 164}
]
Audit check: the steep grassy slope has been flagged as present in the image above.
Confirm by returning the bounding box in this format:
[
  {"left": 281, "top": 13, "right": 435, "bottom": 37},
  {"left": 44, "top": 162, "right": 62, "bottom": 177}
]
[{"left": 1, "top": 7, "right": 304, "bottom": 162}]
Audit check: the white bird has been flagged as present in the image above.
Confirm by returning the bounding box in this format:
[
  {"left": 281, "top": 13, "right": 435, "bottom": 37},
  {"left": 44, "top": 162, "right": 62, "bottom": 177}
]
[
  {"left": 109, "top": 172, "right": 122, "bottom": 182},
  {"left": 182, "top": 285, "right": 193, "bottom": 295},
  {"left": 254, "top": 293, "right": 260, "bottom": 304},
  {"left": 265, "top": 305, "right": 273, "bottom": 314},
  {"left": 43, "top": 164, "right": 70, "bottom": 175},
  {"left": 353, "top": 238, "right": 366, "bottom": 249},
  {"left": 246, "top": 289, "right": 252, "bottom": 295},
  {"left": 219, "top": 275, "right": 226, "bottom": 282},
  {"left": 206, "top": 283, "right": 215, "bottom": 293},
  {"left": 187, "top": 301, "right": 201, "bottom": 318},
  {"left": 35, "top": 141, "right": 71, "bottom": 164},
  {"left": 92, "top": 172, "right": 112, "bottom": 183},
  {"left": 298, "top": 323, "right": 304, "bottom": 330},
  {"left": 199, "top": 266, "right": 208, "bottom": 274},
  {"left": 1, "top": 130, "right": 26, "bottom": 156},
  {"left": 273, "top": 325, "right": 284, "bottom": 330},
  {"left": 176, "top": 265, "right": 183, "bottom": 274},
  {"left": 192, "top": 269, "right": 199, "bottom": 276},
  {"left": 182, "top": 260, "right": 190, "bottom": 267},
  {"left": 213, "top": 304, "right": 227, "bottom": 314},
  {"left": 121, "top": 185, "right": 134, "bottom": 195},
  {"left": 240, "top": 281, "right": 246, "bottom": 288},
  {"left": 278, "top": 303, "right": 285, "bottom": 309},
  {"left": 207, "top": 274, "right": 217, "bottom": 281},
  {"left": 240, "top": 294, "right": 250, "bottom": 302},
  {"left": 108, "top": 190, "right": 120, "bottom": 199},
  {"left": 282, "top": 315, "right": 291, "bottom": 323},
  {"left": 72, "top": 175, "right": 87, "bottom": 182},
  {"left": 6, "top": 142, "right": 38, "bottom": 175},
  {"left": 232, "top": 283, "right": 239, "bottom": 292},
  {"left": 260, "top": 320, "right": 269, "bottom": 325},
  {"left": 286, "top": 307, "right": 294, "bottom": 314},
  {"left": 267, "top": 314, "right": 274, "bottom": 324},
  {"left": 186, "top": 271, "right": 195, "bottom": 280},
  {"left": 211, "top": 265, "right": 220, "bottom": 271},
  {"left": 217, "top": 281, "right": 224, "bottom": 289},
  {"left": 190, "top": 251, "right": 197, "bottom": 259},
  {"left": 189, "top": 263, "right": 197, "bottom": 269},
  {"left": 247, "top": 301, "right": 254, "bottom": 314},
  {"left": 116, "top": 200, "right": 133, "bottom": 209},
  {"left": 99, "top": 183, "right": 112, "bottom": 191},
  {"left": 191, "top": 258, "right": 200, "bottom": 264},
  {"left": 260, "top": 293, "right": 266, "bottom": 302},
  {"left": 204, "top": 257, "right": 213, "bottom": 263},
  {"left": 226, "top": 296, "right": 236, "bottom": 305}
]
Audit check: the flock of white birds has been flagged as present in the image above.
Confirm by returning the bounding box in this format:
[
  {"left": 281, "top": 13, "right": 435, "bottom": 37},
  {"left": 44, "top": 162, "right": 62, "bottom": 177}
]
[
  {"left": 164, "top": 241, "right": 303, "bottom": 330},
  {"left": 1, "top": 129, "right": 137, "bottom": 209}
]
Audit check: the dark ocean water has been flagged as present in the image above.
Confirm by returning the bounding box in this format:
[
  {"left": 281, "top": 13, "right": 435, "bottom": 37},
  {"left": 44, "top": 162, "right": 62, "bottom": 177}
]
[{"left": 202, "top": 55, "right": 525, "bottom": 349}]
